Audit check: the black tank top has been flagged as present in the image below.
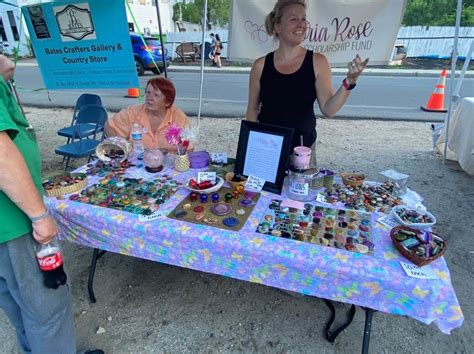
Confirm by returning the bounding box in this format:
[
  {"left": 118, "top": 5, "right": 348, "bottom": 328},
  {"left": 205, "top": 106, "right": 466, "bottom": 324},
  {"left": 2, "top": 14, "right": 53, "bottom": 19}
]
[{"left": 258, "top": 50, "right": 317, "bottom": 149}]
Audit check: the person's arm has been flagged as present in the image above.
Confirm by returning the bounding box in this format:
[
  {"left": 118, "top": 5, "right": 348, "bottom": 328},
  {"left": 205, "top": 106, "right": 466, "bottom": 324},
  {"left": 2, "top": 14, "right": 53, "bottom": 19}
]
[
  {"left": 246, "top": 57, "right": 265, "bottom": 122},
  {"left": 314, "top": 53, "right": 369, "bottom": 117},
  {"left": 0, "top": 55, "right": 15, "bottom": 82},
  {"left": 0, "top": 131, "right": 57, "bottom": 244},
  {"left": 104, "top": 108, "right": 132, "bottom": 138}
]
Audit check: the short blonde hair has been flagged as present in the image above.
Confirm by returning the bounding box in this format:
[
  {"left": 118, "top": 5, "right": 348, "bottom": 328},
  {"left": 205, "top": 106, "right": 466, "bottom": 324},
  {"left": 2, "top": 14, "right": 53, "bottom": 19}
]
[{"left": 265, "top": 0, "right": 306, "bottom": 38}]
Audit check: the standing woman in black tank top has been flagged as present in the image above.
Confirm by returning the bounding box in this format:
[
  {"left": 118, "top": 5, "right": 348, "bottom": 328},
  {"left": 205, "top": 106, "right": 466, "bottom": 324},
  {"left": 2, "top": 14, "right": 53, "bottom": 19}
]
[{"left": 246, "top": 0, "right": 369, "bottom": 156}]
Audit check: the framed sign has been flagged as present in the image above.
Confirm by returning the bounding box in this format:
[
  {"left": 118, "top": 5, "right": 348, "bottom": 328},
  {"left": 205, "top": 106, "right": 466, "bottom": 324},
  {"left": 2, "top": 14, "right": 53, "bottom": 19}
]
[{"left": 234, "top": 121, "right": 294, "bottom": 194}]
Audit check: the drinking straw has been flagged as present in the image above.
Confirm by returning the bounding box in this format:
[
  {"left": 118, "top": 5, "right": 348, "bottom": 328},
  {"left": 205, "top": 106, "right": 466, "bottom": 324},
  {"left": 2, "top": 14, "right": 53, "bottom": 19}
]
[{"left": 300, "top": 135, "right": 304, "bottom": 146}]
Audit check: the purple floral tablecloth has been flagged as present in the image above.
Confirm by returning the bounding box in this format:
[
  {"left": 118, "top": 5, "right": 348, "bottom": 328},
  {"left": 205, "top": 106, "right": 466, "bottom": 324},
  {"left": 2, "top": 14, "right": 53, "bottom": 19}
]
[{"left": 45, "top": 163, "right": 463, "bottom": 335}]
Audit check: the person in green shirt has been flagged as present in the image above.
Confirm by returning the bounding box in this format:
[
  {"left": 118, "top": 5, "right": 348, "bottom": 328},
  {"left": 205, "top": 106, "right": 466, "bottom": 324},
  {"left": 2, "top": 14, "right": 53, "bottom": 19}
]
[{"left": 0, "top": 55, "right": 101, "bottom": 353}]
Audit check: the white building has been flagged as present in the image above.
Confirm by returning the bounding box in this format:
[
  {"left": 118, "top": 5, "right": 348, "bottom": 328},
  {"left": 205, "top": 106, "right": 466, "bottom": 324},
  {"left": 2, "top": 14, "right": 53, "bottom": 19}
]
[
  {"left": 0, "top": 1, "right": 30, "bottom": 56},
  {"left": 125, "top": 0, "right": 174, "bottom": 35}
]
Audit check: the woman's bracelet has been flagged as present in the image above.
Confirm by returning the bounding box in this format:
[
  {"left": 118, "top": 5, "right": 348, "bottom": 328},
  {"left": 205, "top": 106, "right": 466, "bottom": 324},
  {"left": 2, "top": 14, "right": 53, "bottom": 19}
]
[
  {"left": 29, "top": 210, "right": 49, "bottom": 223},
  {"left": 342, "top": 78, "right": 356, "bottom": 91}
]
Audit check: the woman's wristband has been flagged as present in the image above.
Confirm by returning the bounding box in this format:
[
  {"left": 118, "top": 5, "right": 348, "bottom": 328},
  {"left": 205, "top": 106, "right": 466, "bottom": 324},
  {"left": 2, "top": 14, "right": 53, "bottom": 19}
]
[
  {"left": 29, "top": 210, "right": 49, "bottom": 223},
  {"left": 342, "top": 78, "right": 356, "bottom": 91}
]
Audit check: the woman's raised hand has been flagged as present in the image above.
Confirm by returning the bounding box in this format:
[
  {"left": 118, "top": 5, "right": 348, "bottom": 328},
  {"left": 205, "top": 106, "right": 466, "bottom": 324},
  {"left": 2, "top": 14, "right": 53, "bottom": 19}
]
[{"left": 346, "top": 54, "right": 369, "bottom": 85}]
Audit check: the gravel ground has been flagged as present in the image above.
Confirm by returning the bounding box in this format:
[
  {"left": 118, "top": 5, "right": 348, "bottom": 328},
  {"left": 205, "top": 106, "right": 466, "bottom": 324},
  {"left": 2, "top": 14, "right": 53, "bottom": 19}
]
[{"left": 0, "top": 107, "right": 473, "bottom": 353}]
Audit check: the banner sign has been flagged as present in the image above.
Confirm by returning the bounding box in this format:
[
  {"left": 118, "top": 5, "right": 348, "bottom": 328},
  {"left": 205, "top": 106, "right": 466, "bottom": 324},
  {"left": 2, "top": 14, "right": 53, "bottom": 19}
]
[
  {"left": 229, "top": 0, "right": 406, "bottom": 66},
  {"left": 22, "top": 0, "right": 138, "bottom": 90}
]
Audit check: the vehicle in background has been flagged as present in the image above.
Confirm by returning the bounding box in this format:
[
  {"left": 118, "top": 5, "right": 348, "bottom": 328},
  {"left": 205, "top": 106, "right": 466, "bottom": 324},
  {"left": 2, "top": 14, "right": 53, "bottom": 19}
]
[{"left": 130, "top": 33, "right": 171, "bottom": 76}]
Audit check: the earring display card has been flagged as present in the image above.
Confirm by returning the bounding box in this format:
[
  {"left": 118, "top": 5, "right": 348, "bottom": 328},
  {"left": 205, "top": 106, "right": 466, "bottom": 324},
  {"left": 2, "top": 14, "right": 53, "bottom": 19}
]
[{"left": 256, "top": 199, "right": 375, "bottom": 256}]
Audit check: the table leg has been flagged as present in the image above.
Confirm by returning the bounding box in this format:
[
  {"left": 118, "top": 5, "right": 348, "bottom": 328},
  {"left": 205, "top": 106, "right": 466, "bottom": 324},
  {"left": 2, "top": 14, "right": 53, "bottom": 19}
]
[
  {"left": 324, "top": 301, "right": 375, "bottom": 354},
  {"left": 324, "top": 300, "right": 356, "bottom": 343},
  {"left": 87, "top": 248, "right": 107, "bottom": 303},
  {"left": 361, "top": 308, "right": 374, "bottom": 354}
]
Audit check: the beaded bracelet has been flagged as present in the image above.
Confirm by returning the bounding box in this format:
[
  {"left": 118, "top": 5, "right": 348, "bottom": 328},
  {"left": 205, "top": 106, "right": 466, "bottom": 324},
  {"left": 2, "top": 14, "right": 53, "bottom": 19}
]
[{"left": 29, "top": 210, "right": 49, "bottom": 223}]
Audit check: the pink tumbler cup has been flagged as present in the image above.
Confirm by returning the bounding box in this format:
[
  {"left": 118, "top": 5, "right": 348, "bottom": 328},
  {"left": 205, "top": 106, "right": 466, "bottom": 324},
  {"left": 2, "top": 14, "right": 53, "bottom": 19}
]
[{"left": 293, "top": 146, "right": 312, "bottom": 170}]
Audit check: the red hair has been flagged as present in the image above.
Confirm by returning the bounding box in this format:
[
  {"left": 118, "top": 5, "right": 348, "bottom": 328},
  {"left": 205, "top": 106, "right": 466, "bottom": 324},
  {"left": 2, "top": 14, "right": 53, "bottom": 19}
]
[{"left": 146, "top": 77, "right": 176, "bottom": 107}]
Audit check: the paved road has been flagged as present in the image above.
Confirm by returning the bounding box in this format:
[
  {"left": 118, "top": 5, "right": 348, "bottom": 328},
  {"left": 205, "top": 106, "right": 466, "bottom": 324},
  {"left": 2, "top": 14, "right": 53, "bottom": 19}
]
[{"left": 13, "top": 66, "right": 474, "bottom": 122}]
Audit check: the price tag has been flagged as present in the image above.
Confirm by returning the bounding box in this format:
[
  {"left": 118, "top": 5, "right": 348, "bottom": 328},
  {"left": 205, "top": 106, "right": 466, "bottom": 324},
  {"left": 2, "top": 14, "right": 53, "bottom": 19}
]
[
  {"left": 316, "top": 194, "right": 326, "bottom": 203},
  {"left": 211, "top": 152, "right": 228, "bottom": 164},
  {"left": 198, "top": 171, "right": 216, "bottom": 184},
  {"left": 400, "top": 262, "right": 439, "bottom": 280},
  {"left": 138, "top": 211, "right": 161, "bottom": 222},
  {"left": 377, "top": 215, "right": 399, "bottom": 229},
  {"left": 245, "top": 175, "right": 265, "bottom": 192}
]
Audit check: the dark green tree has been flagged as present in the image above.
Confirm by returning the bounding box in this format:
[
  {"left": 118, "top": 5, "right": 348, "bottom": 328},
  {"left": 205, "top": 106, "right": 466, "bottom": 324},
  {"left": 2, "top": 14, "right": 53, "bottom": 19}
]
[
  {"left": 402, "top": 0, "right": 474, "bottom": 26},
  {"left": 172, "top": 0, "right": 230, "bottom": 29}
]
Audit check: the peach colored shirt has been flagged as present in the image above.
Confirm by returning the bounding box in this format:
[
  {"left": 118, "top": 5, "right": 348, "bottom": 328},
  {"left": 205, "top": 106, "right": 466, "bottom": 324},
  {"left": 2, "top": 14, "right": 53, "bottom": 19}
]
[{"left": 106, "top": 104, "right": 190, "bottom": 151}]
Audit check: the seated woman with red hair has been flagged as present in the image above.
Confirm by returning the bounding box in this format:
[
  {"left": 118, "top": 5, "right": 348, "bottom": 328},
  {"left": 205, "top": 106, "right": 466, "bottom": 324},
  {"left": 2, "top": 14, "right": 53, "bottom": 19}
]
[{"left": 105, "top": 77, "right": 191, "bottom": 152}]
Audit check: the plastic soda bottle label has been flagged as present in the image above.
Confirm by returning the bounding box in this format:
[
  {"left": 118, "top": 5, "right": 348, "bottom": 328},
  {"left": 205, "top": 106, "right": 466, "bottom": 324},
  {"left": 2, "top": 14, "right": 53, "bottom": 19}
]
[{"left": 37, "top": 250, "right": 63, "bottom": 271}]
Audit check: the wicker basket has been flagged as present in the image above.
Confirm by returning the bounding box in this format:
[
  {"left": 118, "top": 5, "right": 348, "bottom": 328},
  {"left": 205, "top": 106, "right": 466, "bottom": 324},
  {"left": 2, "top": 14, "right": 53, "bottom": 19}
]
[
  {"left": 340, "top": 172, "right": 366, "bottom": 188},
  {"left": 224, "top": 172, "right": 248, "bottom": 189},
  {"left": 390, "top": 225, "right": 447, "bottom": 267},
  {"left": 95, "top": 137, "right": 132, "bottom": 163},
  {"left": 43, "top": 173, "right": 88, "bottom": 197}
]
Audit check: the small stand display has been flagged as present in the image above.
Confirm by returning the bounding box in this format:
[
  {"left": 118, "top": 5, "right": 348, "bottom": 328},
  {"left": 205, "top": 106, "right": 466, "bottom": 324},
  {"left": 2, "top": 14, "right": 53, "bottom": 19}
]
[
  {"left": 168, "top": 187, "right": 260, "bottom": 231},
  {"left": 234, "top": 121, "right": 293, "bottom": 194}
]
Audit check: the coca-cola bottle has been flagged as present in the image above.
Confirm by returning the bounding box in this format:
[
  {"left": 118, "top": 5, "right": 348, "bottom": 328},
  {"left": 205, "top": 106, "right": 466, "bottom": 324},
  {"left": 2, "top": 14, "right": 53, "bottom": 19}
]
[{"left": 35, "top": 238, "right": 67, "bottom": 289}]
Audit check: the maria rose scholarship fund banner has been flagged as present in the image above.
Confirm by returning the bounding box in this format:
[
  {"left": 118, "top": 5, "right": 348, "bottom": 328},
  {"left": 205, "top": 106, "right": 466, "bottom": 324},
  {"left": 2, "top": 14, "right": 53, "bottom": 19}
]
[
  {"left": 22, "top": 0, "right": 138, "bottom": 89},
  {"left": 229, "top": 0, "right": 407, "bottom": 66}
]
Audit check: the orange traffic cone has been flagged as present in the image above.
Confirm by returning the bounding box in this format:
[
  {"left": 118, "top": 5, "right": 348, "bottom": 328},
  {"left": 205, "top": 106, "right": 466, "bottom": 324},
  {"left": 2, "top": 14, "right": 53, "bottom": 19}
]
[
  {"left": 126, "top": 88, "right": 140, "bottom": 98},
  {"left": 421, "top": 70, "right": 447, "bottom": 112}
]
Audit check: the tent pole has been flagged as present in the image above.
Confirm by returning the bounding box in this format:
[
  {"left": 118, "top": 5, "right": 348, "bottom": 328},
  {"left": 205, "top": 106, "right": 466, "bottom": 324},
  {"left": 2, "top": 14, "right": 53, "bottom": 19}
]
[
  {"left": 443, "top": 0, "right": 462, "bottom": 164},
  {"left": 154, "top": 0, "right": 168, "bottom": 78},
  {"left": 197, "top": 0, "right": 208, "bottom": 129},
  {"left": 453, "top": 40, "right": 473, "bottom": 102}
]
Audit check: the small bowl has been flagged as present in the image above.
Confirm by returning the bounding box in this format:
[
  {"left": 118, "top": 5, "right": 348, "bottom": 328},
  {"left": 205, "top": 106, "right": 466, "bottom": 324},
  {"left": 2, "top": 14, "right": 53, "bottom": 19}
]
[
  {"left": 391, "top": 205, "right": 436, "bottom": 229},
  {"left": 225, "top": 172, "right": 248, "bottom": 189},
  {"left": 186, "top": 176, "right": 224, "bottom": 194},
  {"left": 340, "top": 172, "right": 366, "bottom": 188}
]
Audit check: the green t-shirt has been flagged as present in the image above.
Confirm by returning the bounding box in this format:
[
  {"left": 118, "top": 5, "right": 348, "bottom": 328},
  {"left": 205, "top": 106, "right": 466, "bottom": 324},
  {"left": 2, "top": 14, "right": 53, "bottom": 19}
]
[{"left": 0, "top": 77, "right": 42, "bottom": 243}]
